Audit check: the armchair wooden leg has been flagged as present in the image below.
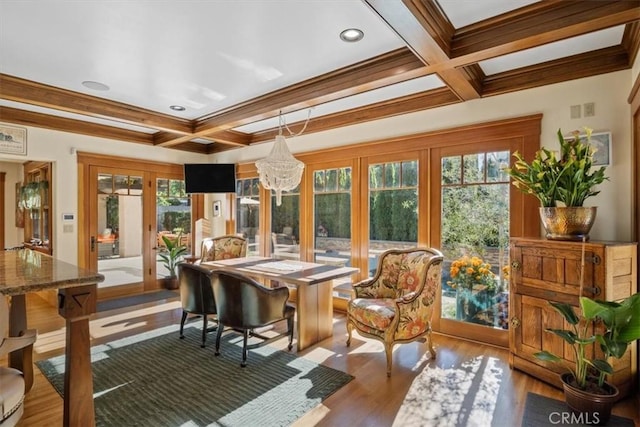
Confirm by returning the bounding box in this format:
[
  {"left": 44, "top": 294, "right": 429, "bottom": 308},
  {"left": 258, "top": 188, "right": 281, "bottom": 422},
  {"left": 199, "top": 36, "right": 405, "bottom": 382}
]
[
  {"left": 427, "top": 330, "right": 436, "bottom": 358},
  {"left": 241, "top": 329, "right": 249, "bottom": 367},
  {"left": 384, "top": 342, "right": 393, "bottom": 377},
  {"left": 179, "top": 311, "right": 188, "bottom": 339},
  {"left": 214, "top": 323, "right": 224, "bottom": 356},
  {"left": 346, "top": 320, "right": 353, "bottom": 346}
]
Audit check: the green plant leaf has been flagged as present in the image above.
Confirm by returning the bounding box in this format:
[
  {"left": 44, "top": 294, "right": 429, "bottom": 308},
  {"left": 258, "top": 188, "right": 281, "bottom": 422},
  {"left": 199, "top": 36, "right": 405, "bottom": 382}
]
[
  {"left": 549, "top": 301, "right": 579, "bottom": 324},
  {"left": 545, "top": 329, "right": 578, "bottom": 344},
  {"left": 534, "top": 351, "right": 562, "bottom": 362}
]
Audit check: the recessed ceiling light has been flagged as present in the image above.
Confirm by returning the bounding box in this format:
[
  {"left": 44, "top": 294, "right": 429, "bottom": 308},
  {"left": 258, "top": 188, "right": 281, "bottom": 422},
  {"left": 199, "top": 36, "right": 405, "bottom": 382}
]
[
  {"left": 340, "top": 28, "right": 364, "bottom": 43},
  {"left": 170, "top": 105, "right": 186, "bottom": 111},
  {"left": 82, "top": 80, "right": 109, "bottom": 91}
]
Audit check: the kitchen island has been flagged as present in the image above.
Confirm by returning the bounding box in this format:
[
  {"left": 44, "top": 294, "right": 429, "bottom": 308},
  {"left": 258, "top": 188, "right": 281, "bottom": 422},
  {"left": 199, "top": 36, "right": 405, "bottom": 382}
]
[{"left": 0, "top": 249, "right": 104, "bottom": 427}]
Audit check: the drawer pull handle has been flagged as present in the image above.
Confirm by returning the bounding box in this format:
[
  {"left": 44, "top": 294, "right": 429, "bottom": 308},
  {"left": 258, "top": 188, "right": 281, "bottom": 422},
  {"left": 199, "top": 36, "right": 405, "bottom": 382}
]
[
  {"left": 510, "top": 317, "right": 521, "bottom": 328},
  {"left": 511, "top": 261, "right": 521, "bottom": 271}
]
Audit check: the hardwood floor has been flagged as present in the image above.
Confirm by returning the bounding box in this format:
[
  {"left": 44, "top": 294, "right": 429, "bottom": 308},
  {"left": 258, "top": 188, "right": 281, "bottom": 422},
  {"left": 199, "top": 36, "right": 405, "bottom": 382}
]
[{"left": 8, "top": 293, "right": 640, "bottom": 427}]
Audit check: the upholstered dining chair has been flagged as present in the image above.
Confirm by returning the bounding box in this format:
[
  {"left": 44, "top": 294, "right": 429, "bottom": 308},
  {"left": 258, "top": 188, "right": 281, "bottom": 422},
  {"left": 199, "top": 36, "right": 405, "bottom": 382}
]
[
  {"left": 211, "top": 271, "right": 295, "bottom": 367},
  {"left": 0, "top": 296, "right": 37, "bottom": 427},
  {"left": 199, "top": 235, "right": 247, "bottom": 263},
  {"left": 177, "top": 263, "right": 218, "bottom": 348},
  {"left": 346, "top": 247, "right": 443, "bottom": 377}
]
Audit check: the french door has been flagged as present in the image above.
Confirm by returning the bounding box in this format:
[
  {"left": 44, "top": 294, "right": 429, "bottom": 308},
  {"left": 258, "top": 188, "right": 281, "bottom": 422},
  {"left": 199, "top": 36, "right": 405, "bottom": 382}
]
[{"left": 430, "top": 139, "right": 527, "bottom": 347}]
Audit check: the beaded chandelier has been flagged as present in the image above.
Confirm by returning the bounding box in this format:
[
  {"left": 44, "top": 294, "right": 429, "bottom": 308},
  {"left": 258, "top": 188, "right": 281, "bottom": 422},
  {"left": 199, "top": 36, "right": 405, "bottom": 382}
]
[{"left": 255, "top": 111, "right": 307, "bottom": 206}]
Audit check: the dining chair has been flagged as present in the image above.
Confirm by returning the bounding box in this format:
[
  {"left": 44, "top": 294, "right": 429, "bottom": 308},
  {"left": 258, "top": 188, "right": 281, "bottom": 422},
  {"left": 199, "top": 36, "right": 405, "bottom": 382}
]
[
  {"left": 346, "top": 247, "right": 443, "bottom": 376},
  {"left": 177, "top": 263, "right": 218, "bottom": 348},
  {"left": 0, "top": 296, "right": 37, "bottom": 427},
  {"left": 199, "top": 235, "right": 247, "bottom": 263},
  {"left": 211, "top": 271, "right": 295, "bottom": 367}
]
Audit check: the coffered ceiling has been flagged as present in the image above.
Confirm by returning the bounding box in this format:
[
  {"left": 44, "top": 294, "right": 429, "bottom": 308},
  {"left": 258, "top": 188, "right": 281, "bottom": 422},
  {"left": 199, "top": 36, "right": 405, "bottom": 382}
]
[{"left": 0, "top": 1, "right": 638, "bottom": 154}]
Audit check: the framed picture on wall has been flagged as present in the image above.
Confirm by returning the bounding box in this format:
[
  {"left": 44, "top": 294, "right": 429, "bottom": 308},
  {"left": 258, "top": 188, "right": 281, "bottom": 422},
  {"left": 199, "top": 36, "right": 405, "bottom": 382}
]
[
  {"left": 578, "top": 131, "right": 612, "bottom": 166},
  {"left": 0, "top": 124, "right": 27, "bottom": 156}
]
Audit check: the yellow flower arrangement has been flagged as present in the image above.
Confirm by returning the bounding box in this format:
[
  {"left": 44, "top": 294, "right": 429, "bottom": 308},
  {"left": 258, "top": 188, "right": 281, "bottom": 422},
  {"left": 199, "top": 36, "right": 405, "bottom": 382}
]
[{"left": 448, "top": 255, "right": 497, "bottom": 291}]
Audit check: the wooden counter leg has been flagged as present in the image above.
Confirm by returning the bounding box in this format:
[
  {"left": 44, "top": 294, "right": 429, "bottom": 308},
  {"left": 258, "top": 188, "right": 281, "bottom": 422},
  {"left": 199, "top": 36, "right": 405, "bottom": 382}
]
[
  {"left": 8, "top": 294, "right": 33, "bottom": 392},
  {"left": 59, "top": 284, "right": 97, "bottom": 427}
]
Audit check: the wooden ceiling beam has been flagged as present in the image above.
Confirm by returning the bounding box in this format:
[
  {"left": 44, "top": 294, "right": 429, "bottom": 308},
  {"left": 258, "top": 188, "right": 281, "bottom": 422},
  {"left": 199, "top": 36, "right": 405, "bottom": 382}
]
[
  {"left": 482, "top": 46, "right": 629, "bottom": 96},
  {"left": 156, "top": 48, "right": 428, "bottom": 147},
  {"left": 152, "top": 129, "right": 251, "bottom": 147},
  {"left": 232, "top": 87, "right": 461, "bottom": 146},
  {"left": 364, "top": 0, "right": 482, "bottom": 101},
  {"left": 0, "top": 106, "right": 155, "bottom": 145},
  {"left": 447, "top": 1, "right": 640, "bottom": 68},
  {"left": 0, "top": 74, "right": 193, "bottom": 135}
]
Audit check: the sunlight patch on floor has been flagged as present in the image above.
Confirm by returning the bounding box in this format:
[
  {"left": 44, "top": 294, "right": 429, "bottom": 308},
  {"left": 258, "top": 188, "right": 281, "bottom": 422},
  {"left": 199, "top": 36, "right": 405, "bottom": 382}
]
[
  {"left": 393, "top": 355, "right": 503, "bottom": 427},
  {"left": 90, "top": 301, "right": 180, "bottom": 339}
]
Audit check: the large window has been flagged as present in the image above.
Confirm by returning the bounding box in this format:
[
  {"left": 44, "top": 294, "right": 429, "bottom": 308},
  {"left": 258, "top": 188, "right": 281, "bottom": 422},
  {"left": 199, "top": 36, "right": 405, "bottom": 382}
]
[{"left": 368, "top": 160, "right": 418, "bottom": 275}]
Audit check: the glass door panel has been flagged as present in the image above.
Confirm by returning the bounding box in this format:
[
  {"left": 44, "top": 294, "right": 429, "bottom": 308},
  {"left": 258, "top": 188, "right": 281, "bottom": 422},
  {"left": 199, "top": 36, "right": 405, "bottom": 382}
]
[
  {"left": 440, "top": 151, "right": 511, "bottom": 330},
  {"left": 313, "top": 166, "right": 352, "bottom": 293},
  {"left": 236, "top": 177, "right": 260, "bottom": 256},
  {"left": 271, "top": 184, "right": 300, "bottom": 260},
  {"left": 96, "top": 172, "right": 144, "bottom": 289},
  {"left": 368, "top": 159, "right": 418, "bottom": 276},
  {"left": 156, "top": 178, "right": 191, "bottom": 278}
]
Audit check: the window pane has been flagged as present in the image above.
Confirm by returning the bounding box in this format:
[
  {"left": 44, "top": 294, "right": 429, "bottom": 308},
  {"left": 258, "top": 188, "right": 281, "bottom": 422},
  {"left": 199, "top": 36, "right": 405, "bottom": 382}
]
[
  {"left": 129, "top": 176, "right": 143, "bottom": 194},
  {"left": 157, "top": 179, "right": 169, "bottom": 196},
  {"left": 98, "top": 174, "right": 113, "bottom": 194},
  {"left": 114, "top": 175, "right": 129, "bottom": 194},
  {"left": 314, "top": 171, "right": 325, "bottom": 192},
  {"left": 236, "top": 178, "right": 260, "bottom": 256},
  {"left": 339, "top": 167, "right": 351, "bottom": 191},
  {"left": 402, "top": 161, "right": 418, "bottom": 187},
  {"left": 370, "top": 164, "right": 383, "bottom": 189},
  {"left": 271, "top": 191, "right": 300, "bottom": 261},
  {"left": 250, "top": 178, "right": 260, "bottom": 196},
  {"left": 326, "top": 169, "right": 338, "bottom": 192},
  {"left": 442, "top": 156, "right": 461, "bottom": 185},
  {"left": 242, "top": 179, "right": 251, "bottom": 196},
  {"left": 487, "top": 151, "right": 510, "bottom": 183},
  {"left": 463, "top": 154, "right": 484, "bottom": 184},
  {"left": 385, "top": 162, "right": 400, "bottom": 188}
]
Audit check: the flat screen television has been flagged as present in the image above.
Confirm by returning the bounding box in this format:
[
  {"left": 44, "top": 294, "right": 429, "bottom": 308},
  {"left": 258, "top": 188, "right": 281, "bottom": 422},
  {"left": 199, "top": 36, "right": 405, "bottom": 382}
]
[{"left": 184, "top": 163, "right": 236, "bottom": 194}]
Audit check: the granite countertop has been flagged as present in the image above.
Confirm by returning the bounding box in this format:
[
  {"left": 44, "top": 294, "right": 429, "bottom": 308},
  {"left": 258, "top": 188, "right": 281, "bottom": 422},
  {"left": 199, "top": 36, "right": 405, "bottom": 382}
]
[{"left": 0, "top": 249, "right": 104, "bottom": 296}]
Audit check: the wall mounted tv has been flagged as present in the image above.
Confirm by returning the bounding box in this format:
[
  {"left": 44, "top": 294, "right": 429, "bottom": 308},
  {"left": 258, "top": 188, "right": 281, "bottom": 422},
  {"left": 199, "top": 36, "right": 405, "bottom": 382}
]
[{"left": 184, "top": 163, "right": 237, "bottom": 194}]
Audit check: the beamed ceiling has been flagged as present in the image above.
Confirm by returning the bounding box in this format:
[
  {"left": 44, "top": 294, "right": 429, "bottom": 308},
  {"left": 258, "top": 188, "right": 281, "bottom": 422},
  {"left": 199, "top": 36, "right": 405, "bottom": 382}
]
[{"left": 1, "top": 0, "right": 639, "bottom": 155}]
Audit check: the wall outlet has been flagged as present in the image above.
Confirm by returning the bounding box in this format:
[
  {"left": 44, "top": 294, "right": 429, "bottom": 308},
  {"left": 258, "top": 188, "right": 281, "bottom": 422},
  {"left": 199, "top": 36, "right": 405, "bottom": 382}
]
[
  {"left": 584, "top": 102, "right": 595, "bottom": 117},
  {"left": 570, "top": 105, "right": 581, "bottom": 119}
]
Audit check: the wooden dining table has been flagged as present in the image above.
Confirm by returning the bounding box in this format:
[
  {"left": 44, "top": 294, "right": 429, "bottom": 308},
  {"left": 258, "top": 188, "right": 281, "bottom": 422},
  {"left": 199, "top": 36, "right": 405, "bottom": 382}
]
[
  {"left": 0, "top": 249, "right": 104, "bottom": 427},
  {"left": 202, "top": 256, "right": 358, "bottom": 351}
]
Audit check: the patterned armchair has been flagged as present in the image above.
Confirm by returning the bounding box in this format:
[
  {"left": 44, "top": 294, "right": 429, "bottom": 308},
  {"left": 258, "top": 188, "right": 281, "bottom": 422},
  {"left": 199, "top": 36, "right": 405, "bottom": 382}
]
[
  {"left": 199, "top": 235, "right": 247, "bottom": 263},
  {"left": 346, "top": 248, "right": 443, "bottom": 376}
]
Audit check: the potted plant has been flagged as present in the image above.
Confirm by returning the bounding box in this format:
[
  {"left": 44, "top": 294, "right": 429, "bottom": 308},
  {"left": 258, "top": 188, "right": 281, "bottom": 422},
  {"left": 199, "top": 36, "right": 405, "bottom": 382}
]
[
  {"left": 447, "top": 255, "right": 499, "bottom": 322},
  {"left": 534, "top": 293, "right": 640, "bottom": 424},
  {"left": 158, "top": 232, "right": 188, "bottom": 289},
  {"left": 503, "top": 128, "right": 608, "bottom": 240}
]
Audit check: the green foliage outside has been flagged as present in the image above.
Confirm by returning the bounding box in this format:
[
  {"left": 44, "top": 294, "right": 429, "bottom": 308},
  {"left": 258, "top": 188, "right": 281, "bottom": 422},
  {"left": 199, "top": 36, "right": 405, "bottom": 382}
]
[
  {"left": 271, "top": 194, "right": 300, "bottom": 238},
  {"left": 315, "top": 193, "right": 351, "bottom": 238},
  {"left": 369, "top": 189, "right": 417, "bottom": 241}
]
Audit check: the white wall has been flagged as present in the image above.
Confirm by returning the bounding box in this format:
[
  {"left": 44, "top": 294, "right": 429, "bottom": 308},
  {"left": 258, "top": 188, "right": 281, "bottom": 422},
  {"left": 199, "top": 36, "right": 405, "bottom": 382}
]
[
  {"left": 0, "top": 128, "right": 206, "bottom": 264},
  {"left": 215, "top": 70, "right": 635, "bottom": 242},
  {"left": 0, "top": 161, "right": 24, "bottom": 248}
]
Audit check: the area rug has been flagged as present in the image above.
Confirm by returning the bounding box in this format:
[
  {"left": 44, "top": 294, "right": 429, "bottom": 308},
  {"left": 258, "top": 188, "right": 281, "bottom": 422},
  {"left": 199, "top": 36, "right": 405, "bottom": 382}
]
[
  {"left": 37, "top": 325, "right": 353, "bottom": 427},
  {"left": 521, "top": 392, "right": 634, "bottom": 427},
  {"left": 96, "top": 290, "right": 178, "bottom": 312},
  {"left": 392, "top": 355, "right": 504, "bottom": 427}
]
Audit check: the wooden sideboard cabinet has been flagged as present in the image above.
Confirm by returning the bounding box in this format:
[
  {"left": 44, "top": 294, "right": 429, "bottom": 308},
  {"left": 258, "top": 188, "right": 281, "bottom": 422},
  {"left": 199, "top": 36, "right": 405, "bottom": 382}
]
[{"left": 509, "top": 237, "right": 637, "bottom": 398}]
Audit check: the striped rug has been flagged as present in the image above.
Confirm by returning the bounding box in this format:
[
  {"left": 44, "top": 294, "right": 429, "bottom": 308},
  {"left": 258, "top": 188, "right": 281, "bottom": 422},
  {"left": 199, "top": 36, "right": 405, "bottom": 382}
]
[{"left": 37, "top": 325, "right": 353, "bottom": 427}]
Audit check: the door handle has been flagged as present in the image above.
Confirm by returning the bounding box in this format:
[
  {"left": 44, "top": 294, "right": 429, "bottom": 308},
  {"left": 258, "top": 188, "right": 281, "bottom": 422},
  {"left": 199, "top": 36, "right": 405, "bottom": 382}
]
[{"left": 90, "top": 236, "right": 96, "bottom": 252}]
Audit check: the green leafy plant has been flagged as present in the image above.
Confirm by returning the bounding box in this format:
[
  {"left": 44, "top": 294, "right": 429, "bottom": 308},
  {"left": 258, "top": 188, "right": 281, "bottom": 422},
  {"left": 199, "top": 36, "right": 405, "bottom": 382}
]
[
  {"left": 503, "top": 128, "right": 608, "bottom": 207},
  {"left": 158, "top": 232, "right": 188, "bottom": 278},
  {"left": 534, "top": 293, "right": 640, "bottom": 391}
]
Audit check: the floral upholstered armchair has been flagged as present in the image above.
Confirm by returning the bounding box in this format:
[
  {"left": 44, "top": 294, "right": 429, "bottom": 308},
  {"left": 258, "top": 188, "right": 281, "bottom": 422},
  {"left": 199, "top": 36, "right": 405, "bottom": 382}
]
[
  {"left": 346, "top": 247, "right": 443, "bottom": 376},
  {"left": 199, "top": 235, "right": 247, "bottom": 263}
]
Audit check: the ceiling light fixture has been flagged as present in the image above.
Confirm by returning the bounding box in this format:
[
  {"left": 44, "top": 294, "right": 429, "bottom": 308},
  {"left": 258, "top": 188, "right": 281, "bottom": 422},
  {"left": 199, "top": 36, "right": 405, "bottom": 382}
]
[
  {"left": 170, "top": 105, "right": 186, "bottom": 111},
  {"left": 339, "top": 28, "right": 364, "bottom": 43},
  {"left": 82, "top": 80, "right": 110, "bottom": 91},
  {"left": 255, "top": 110, "right": 310, "bottom": 206}
]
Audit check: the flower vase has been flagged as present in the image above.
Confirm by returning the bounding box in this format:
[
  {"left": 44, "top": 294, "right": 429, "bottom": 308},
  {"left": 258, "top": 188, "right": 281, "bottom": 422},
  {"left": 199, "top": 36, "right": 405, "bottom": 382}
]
[{"left": 456, "top": 288, "right": 478, "bottom": 321}]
